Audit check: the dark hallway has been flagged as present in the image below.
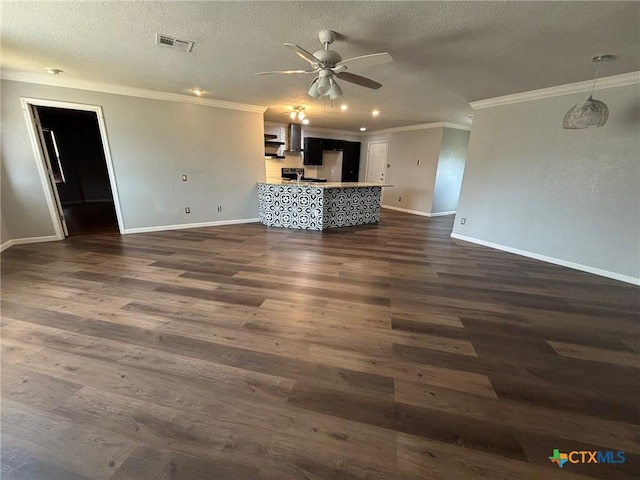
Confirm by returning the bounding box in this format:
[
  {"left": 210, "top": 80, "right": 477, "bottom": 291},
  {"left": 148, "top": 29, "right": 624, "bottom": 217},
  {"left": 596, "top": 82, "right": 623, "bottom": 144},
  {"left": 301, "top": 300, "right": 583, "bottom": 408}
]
[{"left": 36, "top": 106, "right": 119, "bottom": 236}]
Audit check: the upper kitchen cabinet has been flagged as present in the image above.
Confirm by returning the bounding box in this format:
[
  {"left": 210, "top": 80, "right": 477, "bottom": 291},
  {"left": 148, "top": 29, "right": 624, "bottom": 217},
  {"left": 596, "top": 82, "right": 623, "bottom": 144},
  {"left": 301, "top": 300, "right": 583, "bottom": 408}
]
[
  {"left": 303, "top": 137, "right": 361, "bottom": 179},
  {"left": 324, "top": 139, "right": 345, "bottom": 151}
]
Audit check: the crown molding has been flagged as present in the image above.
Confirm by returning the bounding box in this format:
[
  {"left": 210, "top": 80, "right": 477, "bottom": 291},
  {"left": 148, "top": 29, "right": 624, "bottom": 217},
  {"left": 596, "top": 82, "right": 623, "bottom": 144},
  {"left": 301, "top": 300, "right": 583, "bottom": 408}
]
[
  {"left": 364, "top": 121, "right": 471, "bottom": 136},
  {"left": 469, "top": 71, "right": 640, "bottom": 110},
  {"left": 304, "top": 125, "right": 364, "bottom": 137},
  {"left": 264, "top": 120, "right": 359, "bottom": 137},
  {"left": 1, "top": 70, "right": 267, "bottom": 113}
]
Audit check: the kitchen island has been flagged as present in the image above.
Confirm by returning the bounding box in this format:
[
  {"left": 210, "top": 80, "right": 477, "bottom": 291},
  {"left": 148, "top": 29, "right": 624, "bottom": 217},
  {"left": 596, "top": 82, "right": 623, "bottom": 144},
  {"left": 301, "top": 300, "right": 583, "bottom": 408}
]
[{"left": 257, "top": 181, "right": 392, "bottom": 230}]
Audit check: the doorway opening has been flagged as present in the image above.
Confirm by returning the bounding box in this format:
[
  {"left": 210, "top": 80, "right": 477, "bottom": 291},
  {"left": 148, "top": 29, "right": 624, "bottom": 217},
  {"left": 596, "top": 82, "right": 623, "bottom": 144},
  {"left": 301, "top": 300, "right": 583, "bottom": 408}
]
[{"left": 21, "top": 99, "right": 123, "bottom": 238}]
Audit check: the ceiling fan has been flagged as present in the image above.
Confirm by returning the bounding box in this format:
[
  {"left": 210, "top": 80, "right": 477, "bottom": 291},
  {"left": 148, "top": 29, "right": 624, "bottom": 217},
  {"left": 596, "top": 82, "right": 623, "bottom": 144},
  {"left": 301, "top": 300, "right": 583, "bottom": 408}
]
[{"left": 255, "top": 30, "right": 393, "bottom": 100}]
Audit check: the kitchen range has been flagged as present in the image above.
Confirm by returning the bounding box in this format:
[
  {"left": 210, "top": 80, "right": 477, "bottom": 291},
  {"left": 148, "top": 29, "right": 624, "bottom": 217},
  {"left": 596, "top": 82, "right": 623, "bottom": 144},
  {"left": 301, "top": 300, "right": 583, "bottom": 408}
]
[
  {"left": 280, "top": 167, "right": 326, "bottom": 183},
  {"left": 257, "top": 169, "right": 392, "bottom": 231}
]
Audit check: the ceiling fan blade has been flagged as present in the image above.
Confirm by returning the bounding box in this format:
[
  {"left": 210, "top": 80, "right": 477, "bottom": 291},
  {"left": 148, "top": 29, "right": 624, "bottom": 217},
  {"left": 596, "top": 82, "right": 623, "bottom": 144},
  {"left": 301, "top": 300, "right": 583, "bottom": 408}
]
[
  {"left": 336, "top": 72, "right": 382, "bottom": 89},
  {"left": 284, "top": 43, "right": 321, "bottom": 66},
  {"left": 335, "top": 52, "right": 393, "bottom": 71},
  {"left": 255, "top": 69, "right": 318, "bottom": 75}
]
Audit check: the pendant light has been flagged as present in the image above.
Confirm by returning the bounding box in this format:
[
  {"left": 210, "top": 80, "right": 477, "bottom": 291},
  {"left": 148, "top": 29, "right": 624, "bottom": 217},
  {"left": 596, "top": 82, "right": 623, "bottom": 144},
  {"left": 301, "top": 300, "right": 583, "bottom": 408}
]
[
  {"left": 563, "top": 55, "right": 612, "bottom": 129},
  {"left": 289, "top": 106, "right": 306, "bottom": 121}
]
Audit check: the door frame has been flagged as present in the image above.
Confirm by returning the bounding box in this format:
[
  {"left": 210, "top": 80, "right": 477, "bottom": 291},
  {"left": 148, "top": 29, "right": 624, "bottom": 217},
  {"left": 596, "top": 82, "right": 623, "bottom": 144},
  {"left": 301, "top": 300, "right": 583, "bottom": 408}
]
[
  {"left": 31, "top": 106, "right": 69, "bottom": 236},
  {"left": 20, "top": 97, "right": 125, "bottom": 238},
  {"left": 365, "top": 141, "right": 388, "bottom": 184}
]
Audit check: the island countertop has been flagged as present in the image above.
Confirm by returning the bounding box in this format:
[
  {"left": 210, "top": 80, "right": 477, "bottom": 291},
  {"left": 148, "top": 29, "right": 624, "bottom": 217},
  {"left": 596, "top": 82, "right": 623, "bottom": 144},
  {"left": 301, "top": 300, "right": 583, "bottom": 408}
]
[{"left": 258, "top": 180, "right": 393, "bottom": 188}]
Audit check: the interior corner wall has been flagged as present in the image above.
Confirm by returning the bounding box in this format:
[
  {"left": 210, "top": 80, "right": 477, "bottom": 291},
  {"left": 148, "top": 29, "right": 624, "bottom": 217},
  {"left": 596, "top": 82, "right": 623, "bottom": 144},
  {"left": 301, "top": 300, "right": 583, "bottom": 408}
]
[
  {"left": 432, "top": 128, "right": 470, "bottom": 214},
  {"left": 1, "top": 80, "right": 265, "bottom": 239},
  {"left": 0, "top": 209, "right": 11, "bottom": 246},
  {"left": 453, "top": 83, "right": 640, "bottom": 283},
  {"left": 381, "top": 128, "right": 443, "bottom": 215}
]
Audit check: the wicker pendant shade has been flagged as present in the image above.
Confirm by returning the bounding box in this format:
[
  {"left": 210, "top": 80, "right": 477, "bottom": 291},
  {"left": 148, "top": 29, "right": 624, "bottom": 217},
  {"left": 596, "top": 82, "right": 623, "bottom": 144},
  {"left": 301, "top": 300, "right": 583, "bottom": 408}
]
[
  {"left": 563, "top": 55, "right": 612, "bottom": 130},
  {"left": 562, "top": 95, "right": 609, "bottom": 129}
]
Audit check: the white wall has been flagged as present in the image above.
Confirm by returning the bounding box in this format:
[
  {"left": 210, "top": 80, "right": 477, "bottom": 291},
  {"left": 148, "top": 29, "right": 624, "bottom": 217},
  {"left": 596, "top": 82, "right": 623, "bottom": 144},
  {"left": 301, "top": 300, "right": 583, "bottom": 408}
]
[
  {"left": 453, "top": 82, "right": 640, "bottom": 283},
  {"left": 1, "top": 80, "right": 265, "bottom": 238},
  {"left": 432, "top": 128, "right": 470, "bottom": 214}
]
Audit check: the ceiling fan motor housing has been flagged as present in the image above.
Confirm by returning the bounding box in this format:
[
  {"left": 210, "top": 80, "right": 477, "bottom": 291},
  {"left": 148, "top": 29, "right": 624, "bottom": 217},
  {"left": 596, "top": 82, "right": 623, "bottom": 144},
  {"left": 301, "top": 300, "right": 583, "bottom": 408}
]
[{"left": 313, "top": 49, "right": 342, "bottom": 67}]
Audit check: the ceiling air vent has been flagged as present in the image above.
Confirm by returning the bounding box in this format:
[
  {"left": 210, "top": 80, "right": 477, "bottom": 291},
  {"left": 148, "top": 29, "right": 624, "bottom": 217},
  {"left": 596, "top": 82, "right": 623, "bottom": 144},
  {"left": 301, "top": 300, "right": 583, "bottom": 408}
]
[{"left": 155, "top": 34, "right": 194, "bottom": 53}]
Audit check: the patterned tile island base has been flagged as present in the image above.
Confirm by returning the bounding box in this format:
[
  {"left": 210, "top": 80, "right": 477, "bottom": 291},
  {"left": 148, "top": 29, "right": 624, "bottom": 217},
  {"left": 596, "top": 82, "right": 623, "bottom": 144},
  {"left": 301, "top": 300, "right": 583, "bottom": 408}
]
[{"left": 257, "top": 182, "right": 384, "bottom": 230}]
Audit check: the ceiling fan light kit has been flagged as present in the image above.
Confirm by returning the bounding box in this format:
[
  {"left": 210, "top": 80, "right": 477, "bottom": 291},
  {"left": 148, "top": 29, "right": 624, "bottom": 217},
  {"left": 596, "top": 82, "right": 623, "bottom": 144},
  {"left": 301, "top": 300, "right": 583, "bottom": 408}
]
[
  {"left": 563, "top": 54, "right": 612, "bottom": 129},
  {"left": 317, "top": 70, "right": 332, "bottom": 96},
  {"left": 308, "top": 78, "right": 320, "bottom": 98},
  {"left": 256, "top": 29, "right": 393, "bottom": 100},
  {"left": 329, "top": 78, "right": 343, "bottom": 100}
]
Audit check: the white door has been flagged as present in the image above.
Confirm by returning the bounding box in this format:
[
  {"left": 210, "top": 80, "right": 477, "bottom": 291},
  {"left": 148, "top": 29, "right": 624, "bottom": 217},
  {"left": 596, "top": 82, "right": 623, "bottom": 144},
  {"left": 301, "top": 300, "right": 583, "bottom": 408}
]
[
  {"left": 31, "top": 105, "right": 69, "bottom": 236},
  {"left": 365, "top": 141, "right": 388, "bottom": 184}
]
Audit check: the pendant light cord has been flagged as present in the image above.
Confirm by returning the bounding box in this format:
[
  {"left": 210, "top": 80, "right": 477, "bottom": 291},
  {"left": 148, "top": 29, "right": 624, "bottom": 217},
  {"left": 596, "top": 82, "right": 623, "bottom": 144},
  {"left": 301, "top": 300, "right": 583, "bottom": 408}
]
[{"left": 590, "top": 62, "right": 602, "bottom": 98}]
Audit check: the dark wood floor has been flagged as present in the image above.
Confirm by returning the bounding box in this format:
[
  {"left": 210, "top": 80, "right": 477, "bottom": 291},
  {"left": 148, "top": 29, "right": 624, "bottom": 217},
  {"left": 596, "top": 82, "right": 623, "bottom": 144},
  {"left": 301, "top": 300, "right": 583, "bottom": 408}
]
[
  {"left": 62, "top": 202, "right": 119, "bottom": 236},
  {"left": 1, "top": 210, "right": 638, "bottom": 480}
]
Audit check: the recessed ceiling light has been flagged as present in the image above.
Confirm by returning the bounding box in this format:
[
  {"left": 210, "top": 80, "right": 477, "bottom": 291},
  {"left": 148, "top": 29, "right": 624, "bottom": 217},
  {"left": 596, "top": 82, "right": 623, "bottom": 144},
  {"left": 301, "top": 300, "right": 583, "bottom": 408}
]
[
  {"left": 359, "top": 127, "right": 367, "bottom": 132},
  {"left": 372, "top": 110, "right": 380, "bottom": 116},
  {"left": 191, "top": 88, "right": 205, "bottom": 96},
  {"left": 302, "top": 118, "right": 310, "bottom": 125},
  {"left": 340, "top": 105, "right": 348, "bottom": 111},
  {"left": 45, "top": 67, "right": 63, "bottom": 75}
]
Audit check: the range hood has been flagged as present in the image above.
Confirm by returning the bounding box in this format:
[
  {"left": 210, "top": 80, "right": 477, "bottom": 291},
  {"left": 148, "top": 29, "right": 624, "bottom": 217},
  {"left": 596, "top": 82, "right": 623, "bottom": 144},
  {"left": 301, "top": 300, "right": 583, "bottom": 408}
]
[{"left": 287, "top": 123, "right": 302, "bottom": 152}]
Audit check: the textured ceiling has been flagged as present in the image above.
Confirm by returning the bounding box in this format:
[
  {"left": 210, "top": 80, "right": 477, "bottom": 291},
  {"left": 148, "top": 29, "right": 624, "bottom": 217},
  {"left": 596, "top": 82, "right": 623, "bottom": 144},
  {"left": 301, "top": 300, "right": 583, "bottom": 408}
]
[{"left": 1, "top": 1, "right": 639, "bottom": 131}]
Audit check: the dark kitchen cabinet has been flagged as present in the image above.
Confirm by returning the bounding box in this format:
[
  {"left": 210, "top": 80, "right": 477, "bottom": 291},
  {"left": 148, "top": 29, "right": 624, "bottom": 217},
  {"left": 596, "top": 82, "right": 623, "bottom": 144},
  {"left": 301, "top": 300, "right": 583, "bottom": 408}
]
[
  {"left": 341, "top": 141, "right": 361, "bottom": 182},
  {"left": 303, "top": 137, "right": 360, "bottom": 177},
  {"left": 325, "top": 139, "right": 345, "bottom": 151},
  {"left": 303, "top": 137, "right": 323, "bottom": 165}
]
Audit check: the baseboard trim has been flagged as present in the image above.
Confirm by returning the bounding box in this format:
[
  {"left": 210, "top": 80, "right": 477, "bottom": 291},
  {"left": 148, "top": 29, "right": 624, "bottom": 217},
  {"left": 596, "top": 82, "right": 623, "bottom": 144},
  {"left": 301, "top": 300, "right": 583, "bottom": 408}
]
[
  {"left": 124, "top": 218, "right": 260, "bottom": 234},
  {"left": 430, "top": 210, "right": 457, "bottom": 217},
  {"left": 382, "top": 205, "right": 456, "bottom": 218},
  {"left": 1, "top": 235, "right": 60, "bottom": 252},
  {"left": 450, "top": 233, "right": 640, "bottom": 286}
]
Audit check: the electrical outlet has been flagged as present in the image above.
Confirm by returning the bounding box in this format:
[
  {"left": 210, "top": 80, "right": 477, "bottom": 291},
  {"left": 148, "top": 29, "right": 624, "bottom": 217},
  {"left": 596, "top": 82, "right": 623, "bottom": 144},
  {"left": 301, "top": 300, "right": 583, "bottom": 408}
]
[
  {"left": 460, "top": 217, "right": 466, "bottom": 225},
  {"left": 398, "top": 196, "right": 402, "bottom": 202},
  {"left": 182, "top": 174, "right": 187, "bottom": 181},
  {"left": 185, "top": 207, "right": 190, "bottom": 214}
]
